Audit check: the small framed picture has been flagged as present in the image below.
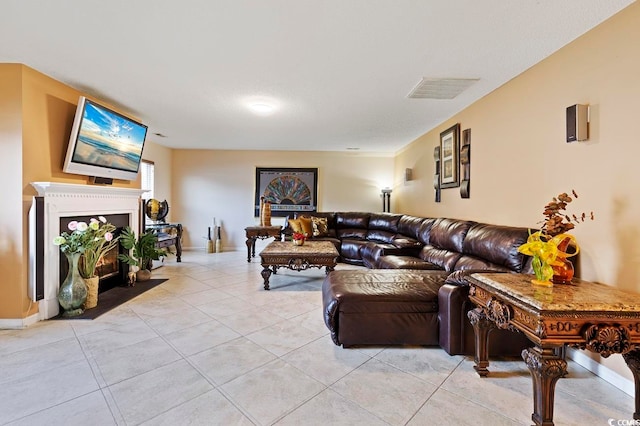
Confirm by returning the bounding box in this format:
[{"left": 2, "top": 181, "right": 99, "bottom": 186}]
[{"left": 439, "top": 124, "right": 460, "bottom": 188}]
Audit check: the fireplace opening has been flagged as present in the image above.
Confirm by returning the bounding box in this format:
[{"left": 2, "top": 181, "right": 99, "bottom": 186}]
[{"left": 59, "top": 214, "right": 130, "bottom": 293}]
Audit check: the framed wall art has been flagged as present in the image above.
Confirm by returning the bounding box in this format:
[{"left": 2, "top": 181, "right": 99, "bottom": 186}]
[
  {"left": 439, "top": 123, "right": 460, "bottom": 189},
  {"left": 254, "top": 167, "right": 318, "bottom": 217}
]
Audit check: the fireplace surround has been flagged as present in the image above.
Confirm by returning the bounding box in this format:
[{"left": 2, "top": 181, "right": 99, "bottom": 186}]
[{"left": 29, "top": 182, "right": 147, "bottom": 320}]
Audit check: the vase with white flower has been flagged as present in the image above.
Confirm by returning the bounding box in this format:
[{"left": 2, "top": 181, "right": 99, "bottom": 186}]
[
  {"left": 518, "top": 190, "right": 593, "bottom": 287},
  {"left": 79, "top": 217, "right": 118, "bottom": 309},
  {"left": 53, "top": 220, "right": 91, "bottom": 316}
]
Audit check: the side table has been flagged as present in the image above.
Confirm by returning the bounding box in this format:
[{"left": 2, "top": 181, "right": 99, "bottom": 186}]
[
  {"left": 245, "top": 226, "right": 282, "bottom": 262},
  {"left": 146, "top": 223, "right": 183, "bottom": 262}
]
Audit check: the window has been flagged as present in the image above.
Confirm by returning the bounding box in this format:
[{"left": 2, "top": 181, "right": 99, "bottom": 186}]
[{"left": 141, "top": 160, "right": 155, "bottom": 201}]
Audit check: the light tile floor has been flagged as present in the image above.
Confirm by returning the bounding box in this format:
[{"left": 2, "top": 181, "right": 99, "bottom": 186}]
[{"left": 1, "top": 249, "right": 635, "bottom": 425}]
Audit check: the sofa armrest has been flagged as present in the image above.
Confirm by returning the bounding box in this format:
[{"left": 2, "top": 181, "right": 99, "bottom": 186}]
[
  {"left": 439, "top": 274, "right": 533, "bottom": 357},
  {"left": 438, "top": 283, "right": 471, "bottom": 355},
  {"left": 444, "top": 269, "right": 509, "bottom": 286}
]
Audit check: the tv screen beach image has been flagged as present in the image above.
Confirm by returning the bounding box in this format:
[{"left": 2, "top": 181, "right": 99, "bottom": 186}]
[{"left": 72, "top": 101, "right": 147, "bottom": 172}]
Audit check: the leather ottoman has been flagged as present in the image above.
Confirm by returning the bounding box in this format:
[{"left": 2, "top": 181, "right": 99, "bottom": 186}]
[{"left": 322, "top": 270, "right": 448, "bottom": 347}]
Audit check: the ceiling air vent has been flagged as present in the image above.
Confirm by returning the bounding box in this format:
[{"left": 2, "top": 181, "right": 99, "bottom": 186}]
[{"left": 407, "top": 78, "right": 479, "bottom": 100}]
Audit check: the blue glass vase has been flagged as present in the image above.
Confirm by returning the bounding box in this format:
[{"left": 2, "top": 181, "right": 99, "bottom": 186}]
[{"left": 58, "top": 252, "right": 87, "bottom": 317}]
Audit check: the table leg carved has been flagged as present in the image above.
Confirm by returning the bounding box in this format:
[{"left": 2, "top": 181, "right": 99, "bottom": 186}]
[
  {"left": 245, "top": 226, "right": 282, "bottom": 262},
  {"left": 261, "top": 267, "right": 272, "bottom": 290},
  {"left": 623, "top": 349, "right": 640, "bottom": 420},
  {"left": 467, "top": 308, "right": 495, "bottom": 377},
  {"left": 522, "top": 346, "right": 567, "bottom": 426}
]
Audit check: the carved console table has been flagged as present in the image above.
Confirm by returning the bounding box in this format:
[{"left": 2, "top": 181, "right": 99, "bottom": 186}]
[
  {"left": 466, "top": 273, "right": 640, "bottom": 426},
  {"left": 244, "top": 226, "right": 282, "bottom": 262}
]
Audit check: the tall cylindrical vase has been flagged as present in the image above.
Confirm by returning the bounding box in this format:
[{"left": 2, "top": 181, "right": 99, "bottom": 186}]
[
  {"left": 58, "top": 252, "right": 88, "bottom": 317},
  {"left": 262, "top": 202, "right": 272, "bottom": 226}
]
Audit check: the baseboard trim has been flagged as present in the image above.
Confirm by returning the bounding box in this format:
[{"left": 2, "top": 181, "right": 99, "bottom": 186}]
[
  {"left": 568, "top": 348, "right": 634, "bottom": 396},
  {"left": 0, "top": 313, "right": 40, "bottom": 330}
]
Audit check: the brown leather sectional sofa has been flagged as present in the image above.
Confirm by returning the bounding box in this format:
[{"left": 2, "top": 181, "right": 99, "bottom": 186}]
[{"left": 284, "top": 212, "right": 533, "bottom": 356}]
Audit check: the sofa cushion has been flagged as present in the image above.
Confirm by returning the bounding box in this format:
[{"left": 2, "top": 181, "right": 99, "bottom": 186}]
[
  {"left": 398, "top": 215, "right": 429, "bottom": 240},
  {"left": 417, "top": 218, "right": 437, "bottom": 245},
  {"left": 336, "top": 212, "right": 370, "bottom": 229},
  {"left": 419, "top": 245, "right": 462, "bottom": 271},
  {"left": 461, "top": 223, "right": 531, "bottom": 272},
  {"left": 427, "top": 218, "right": 475, "bottom": 252},
  {"left": 368, "top": 213, "right": 401, "bottom": 232},
  {"left": 376, "top": 255, "right": 442, "bottom": 270},
  {"left": 288, "top": 218, "right": 303, "bottom": 234},
  {"left": 298, "top": 216, "right": 314, "bottom": 236},
  {"left": 311, "top": 216, "right": 329, "bottom": 237},
  {"left": 340, "top": 239, "right": 368, "bottom": 261}
]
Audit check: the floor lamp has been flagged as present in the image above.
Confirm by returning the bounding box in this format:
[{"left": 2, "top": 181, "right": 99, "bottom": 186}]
[{"left": 381, "top": 188, "right": 392, "bottom": 212}]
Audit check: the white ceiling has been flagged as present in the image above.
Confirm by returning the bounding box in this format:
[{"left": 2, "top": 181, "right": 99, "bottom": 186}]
[{"left": 0, "top": 1, "right": 634, "bottom": 153}]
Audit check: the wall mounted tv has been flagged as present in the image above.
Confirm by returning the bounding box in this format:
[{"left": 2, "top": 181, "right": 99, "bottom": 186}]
[{"left": 63, "top": 96, "right": 148, "bottom": 181}]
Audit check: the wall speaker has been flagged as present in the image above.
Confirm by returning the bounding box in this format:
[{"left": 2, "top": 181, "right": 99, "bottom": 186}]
[{"left": 566, "top": 104, "right": 589, "bottom": 142}]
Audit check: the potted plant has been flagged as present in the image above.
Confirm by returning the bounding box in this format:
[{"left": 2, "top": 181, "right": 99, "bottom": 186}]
[{"left": 117, "top": 227, "right": 166, "bottom": 281}]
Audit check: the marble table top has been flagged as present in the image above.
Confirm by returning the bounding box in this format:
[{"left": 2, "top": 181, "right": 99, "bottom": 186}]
[
  {"left": 470, "top": 273, "right": 640, "bottom": 313},
  {"left": 260, "top": 240, "right": 339, "bottom": 256}
]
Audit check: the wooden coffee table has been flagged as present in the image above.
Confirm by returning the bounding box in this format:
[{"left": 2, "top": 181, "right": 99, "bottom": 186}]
[{"left": 259, "top": 240, "right": 339, "bottom": 290}]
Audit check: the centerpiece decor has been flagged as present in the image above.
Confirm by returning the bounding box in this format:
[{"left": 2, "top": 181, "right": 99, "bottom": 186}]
[
  {"left": 518, "top": 190, "right": 593, "bottom": 287},
  {"left": 53, "top": 221, "right": 90, "bottom": 316},
  {"left": 292, "top": 232, "right": 306, "bottom": 246},
  {"left": 78, "top": 217, "right": 118, "bottom": 309}
]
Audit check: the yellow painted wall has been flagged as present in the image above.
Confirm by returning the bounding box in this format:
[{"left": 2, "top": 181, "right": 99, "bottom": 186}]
[
  {"left": 394, "top": 2, "right": 640, "bottom": 380},
  {"left": 0, "top": 64, "right": 143, "bottom": 320},
  {"left": 0, "top": 64, "right": 25, "bottom": 318}
]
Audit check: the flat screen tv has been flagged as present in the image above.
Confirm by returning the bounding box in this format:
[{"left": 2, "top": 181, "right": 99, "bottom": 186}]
[{"left": 63, "top": 96, "right": 148, "bottom": 181}]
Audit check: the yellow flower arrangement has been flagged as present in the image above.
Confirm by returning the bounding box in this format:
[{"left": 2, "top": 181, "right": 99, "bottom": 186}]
[{"left": 518, "top": 190, "right": 593, "bottom": 286}]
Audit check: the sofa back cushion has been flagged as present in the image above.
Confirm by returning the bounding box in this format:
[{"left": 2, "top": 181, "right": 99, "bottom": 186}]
[
  {"left": 427, "top": 218, "right": 475, "bottom": 252},
  {"left": 364, "top": 213, "right": 399, "bottom": 243},
  {"left": 418, "top": 245, "right": 462, "bottom": 271},
  {"left": 398, "top": 215, "right": 428, "bottom": 240},
  {"left": 368, "top": 213, "right": 401, "bottom": 232},
  {"left": 417, "top": 218, "right": 437, "bottom": 244},
  {"left": 461, "top": 223, "right": 532, "bottom": 272},
  {"left": 336, "top": 212, "right": 370, "bottom": 229}
]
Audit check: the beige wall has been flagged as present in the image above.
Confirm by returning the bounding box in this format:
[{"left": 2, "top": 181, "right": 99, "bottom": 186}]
[
  {"left": 395, "top": 2, "right": 640, "bottom": 382},
  {"left": 171, "top": 150, "right": 394, "bottom": 251},
  {"left": 141, "top": 141, "right": 174, "bottom": 221}
]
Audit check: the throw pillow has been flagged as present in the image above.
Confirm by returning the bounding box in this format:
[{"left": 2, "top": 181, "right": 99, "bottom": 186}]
[
  {"left": 288, "top": 218, "right": 303, "bottom": 234},
  {"left": 298, "top": 216, "right": 314, "bottom": 236},
  {"left": 311, "top": 216, "right": 329, "bottom": 237}
]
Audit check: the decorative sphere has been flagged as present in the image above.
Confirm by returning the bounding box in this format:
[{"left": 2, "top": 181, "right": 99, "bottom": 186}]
[{"left": 145, "top": 199, "right": 169, "bottom": 222}]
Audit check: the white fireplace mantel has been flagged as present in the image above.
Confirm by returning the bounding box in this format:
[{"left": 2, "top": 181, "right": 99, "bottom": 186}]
[{"left": 29, "top": 182, "right": 148, "bottom": 320}]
